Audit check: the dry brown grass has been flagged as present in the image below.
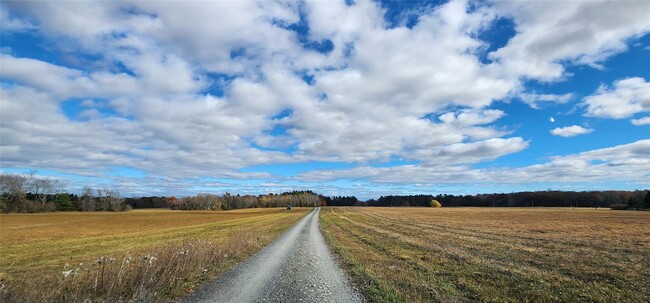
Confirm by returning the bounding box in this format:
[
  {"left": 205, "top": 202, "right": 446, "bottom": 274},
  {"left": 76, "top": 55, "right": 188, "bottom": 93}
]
[
  {"left": 0, "top": 208, "right": 311, "bottom": 302},
  {"left": 320, "top": 207, "right": 650, "bottom": 303}
]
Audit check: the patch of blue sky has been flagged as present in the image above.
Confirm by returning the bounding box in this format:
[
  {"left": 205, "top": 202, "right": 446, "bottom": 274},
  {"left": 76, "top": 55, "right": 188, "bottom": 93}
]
[
  {"left": 378, "top": 0, "right": 446, "bottom": 29},
  {"left": 269, "top": 125, "right": 288, "bottom": 136},
  {"left": 270, "top": 4, "right": 334, "bottom": 54},
  {"left": 60, "top": 98, "right": 131, "bottom": 121},
  {"left": 241, "top": 161, "right": 354, "bottom": 178},
  {"left": 0, "top": 79, "right": 19, "bottom": 89},
  {"left": 0, "top": 31, "right": 61, "bottom": 64},
  {"left": 60, "top": 99, "right": 86, "bottom": 120},
  {"left": 342, "top": 42, "right": 355, "bottom": 58},
  {"left": 249, "top": 124, "right": 297, "bottom": 153},
  {"left": 1, "top": 167, "right": 75, "bottom": 179},
  {"left": 0, "top": 167, "right": 109, "bottom": 193},
  {"left": 296, "top": 70, "right": 315, "bottom": 85},
  {"left": 229, "top": 47, "right": 246, "bottom": 59},
  {"left": 1, "top": 30, "right": 114, "bottom": 74},
  {"left": 304, "top": 39, "right": 334, "bottom": 54},
  {"left": 111, "top": 59, "right": 136, "bottom": 76},
  {"left": 272, "top": 108, "right": 293, "bottom": 120},
  {"left": 477, "top": 17, "right": 516, "bottom": 64},
  {"left": 203, "top": 72, "right": 238, "bottom": 97}
]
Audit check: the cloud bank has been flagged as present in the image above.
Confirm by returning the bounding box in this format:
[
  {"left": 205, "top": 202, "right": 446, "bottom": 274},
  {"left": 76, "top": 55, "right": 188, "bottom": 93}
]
[{"left": 1, "top": 0, "right": 649, "bottom": 196}]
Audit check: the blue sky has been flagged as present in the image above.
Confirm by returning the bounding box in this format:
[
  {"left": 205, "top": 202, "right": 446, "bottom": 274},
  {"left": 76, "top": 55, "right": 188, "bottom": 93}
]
[{"left": 1, "top": 0, "right": 649, "bottom": 199}]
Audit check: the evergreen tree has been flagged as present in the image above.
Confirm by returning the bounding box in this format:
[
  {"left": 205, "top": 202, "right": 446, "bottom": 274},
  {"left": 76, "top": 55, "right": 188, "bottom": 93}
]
[{"left": 55, "top": 193, "right": 73, "bottom": 211}]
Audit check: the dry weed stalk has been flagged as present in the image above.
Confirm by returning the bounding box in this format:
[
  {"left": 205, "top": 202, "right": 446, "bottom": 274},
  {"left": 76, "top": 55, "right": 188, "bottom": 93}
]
[{"left": 0, "top": 230, "right": 261, "bottom": 302}]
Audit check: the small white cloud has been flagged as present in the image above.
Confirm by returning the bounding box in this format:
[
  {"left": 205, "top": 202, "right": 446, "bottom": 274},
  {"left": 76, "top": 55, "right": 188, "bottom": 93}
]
[
  {"left": 550, "top": 125, "right": 593, "bottom": 137},
  {"left": 583, "top": 77, "right": 650, "bottom": 118},
  {"left": 631, "top": 117, "right": 650, "bottom": 126},
  {"left": 549, "top": 117, "right": 555, "bottom": 123},
  {"left": 438, "top": 109, "right": 505, "bottom": 126},
  {"left": 520, "top": 93, "right": 574, "bottom": 109}
]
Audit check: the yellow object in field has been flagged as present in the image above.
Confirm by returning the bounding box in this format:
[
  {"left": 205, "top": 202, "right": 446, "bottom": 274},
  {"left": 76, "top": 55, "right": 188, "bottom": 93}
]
[{"left": 431, "top": 199, "right": 442, "bottom": 207}]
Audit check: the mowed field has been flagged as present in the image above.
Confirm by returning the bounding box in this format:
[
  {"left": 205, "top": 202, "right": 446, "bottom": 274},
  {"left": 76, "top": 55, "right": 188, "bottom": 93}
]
[
  {"left": 0, "top": 208, "right": 311, "bottom": 302},
  {"left": 320, "top": 207, "right": 650, "bottom": 303}
]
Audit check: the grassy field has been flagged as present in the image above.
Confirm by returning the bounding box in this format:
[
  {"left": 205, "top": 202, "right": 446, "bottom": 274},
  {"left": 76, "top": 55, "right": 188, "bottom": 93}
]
[
  {"left": 320, "top": 207, "right": 650, "bottom": 303},
  {"left": 0, "top": 208, "right": 311, "bottom": 302}
]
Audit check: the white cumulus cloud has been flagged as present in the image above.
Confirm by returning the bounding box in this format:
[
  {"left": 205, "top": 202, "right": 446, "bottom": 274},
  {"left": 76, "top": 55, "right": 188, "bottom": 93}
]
[
  {"left": 583, "top": 77, "right": 650, "bottom": 118},
  {"left": 550, "top": 125, "right": 594, "bottom": 137},
  {"left": 631, "top": 117, "right": 650, "bottom": 126},
  {"left": 520, "top": 92, "right": 574, "bottom": 109},
  {"left": 490, "top": 1, "right": 650, "bottom": 81}
]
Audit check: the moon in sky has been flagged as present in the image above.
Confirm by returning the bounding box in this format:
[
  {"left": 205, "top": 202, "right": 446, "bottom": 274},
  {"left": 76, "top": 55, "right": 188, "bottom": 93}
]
[{"left": 550, "top": 117, "right": 555, "bottom": 123}]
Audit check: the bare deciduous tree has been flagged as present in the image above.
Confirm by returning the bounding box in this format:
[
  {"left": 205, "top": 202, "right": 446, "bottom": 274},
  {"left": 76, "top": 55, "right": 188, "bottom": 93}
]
[
  {"left": 81, "top": 186, "right": 96, "bottom": 211},
  {"left": 97, "top": 188, "right": 125, "bottom": 211},
  {"left": 28, "top": 174, "right": 54, "bottom": 209},
  {"left": 0, "top": 173, "right": 28, "bottom": 210},
  {"left": 52, "top": 179, "right": 66, "bottom": 194}
]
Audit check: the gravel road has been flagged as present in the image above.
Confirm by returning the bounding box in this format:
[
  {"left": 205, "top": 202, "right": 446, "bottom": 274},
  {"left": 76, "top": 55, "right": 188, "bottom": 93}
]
[{"left": 182, "top": 207, "right": 363, "bottom": 303}]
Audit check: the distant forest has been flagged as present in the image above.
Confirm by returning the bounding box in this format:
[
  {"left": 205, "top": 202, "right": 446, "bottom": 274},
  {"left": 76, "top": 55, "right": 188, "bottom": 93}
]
[
  {"left": 355, "top": 191, "right": 650, "bottom": 209},
  {"left": 129, "top": 190, "right": 650, "bottom": 210},
  {"left": 2, "top": 173, "right": 649, "bottom": 212}
]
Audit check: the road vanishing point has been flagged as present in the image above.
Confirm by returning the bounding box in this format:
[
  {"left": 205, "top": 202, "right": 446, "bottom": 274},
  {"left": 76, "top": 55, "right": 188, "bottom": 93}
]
[{"left": 182, "top": 207, "right": 364, "bottom": 303}]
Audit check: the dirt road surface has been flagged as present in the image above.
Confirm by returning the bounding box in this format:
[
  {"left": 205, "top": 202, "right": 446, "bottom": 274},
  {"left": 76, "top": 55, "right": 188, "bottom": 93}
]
[{"left": 182, "top": 207, "right": 363, "bottom": 303}]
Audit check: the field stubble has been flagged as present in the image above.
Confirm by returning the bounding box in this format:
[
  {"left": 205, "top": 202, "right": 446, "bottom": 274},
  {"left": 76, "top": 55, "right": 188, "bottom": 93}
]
[
  {"left": 0, "top": 208, "right": 311, "bottom": 302},
  {"left": 320, "top": 207, "right": 650, "bottom": 303}
]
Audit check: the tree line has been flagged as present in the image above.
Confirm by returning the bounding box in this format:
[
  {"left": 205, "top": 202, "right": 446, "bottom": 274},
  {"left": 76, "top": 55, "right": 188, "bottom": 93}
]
[
  {"left": 363, "top": 190, "right": 650, "bottom": 209},
  {"left": 167, "top": 191, "right": 322, "bottom": 210},
  {"left": 0, "top": 172, "right": 322, "bottom": 213},
  {"left": 3, "top": 172, "right": 648, "bottom": 212},
  {"left": 0, "top": 173, "right": 128, "bottom": 213}
]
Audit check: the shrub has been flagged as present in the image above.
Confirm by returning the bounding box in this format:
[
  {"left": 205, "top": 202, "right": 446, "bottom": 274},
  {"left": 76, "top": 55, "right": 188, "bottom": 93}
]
[{"left": 431, "top": 199, "right": 442, "bottom": 208}]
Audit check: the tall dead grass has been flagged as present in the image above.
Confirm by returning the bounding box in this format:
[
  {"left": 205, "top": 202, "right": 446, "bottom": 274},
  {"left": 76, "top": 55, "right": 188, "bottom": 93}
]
[
  {"left": 321, "top": 207, "right": 650, "bottom": 303},
  {"left": 0, "top": 230, "right": 262, "bottom": 302}
]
